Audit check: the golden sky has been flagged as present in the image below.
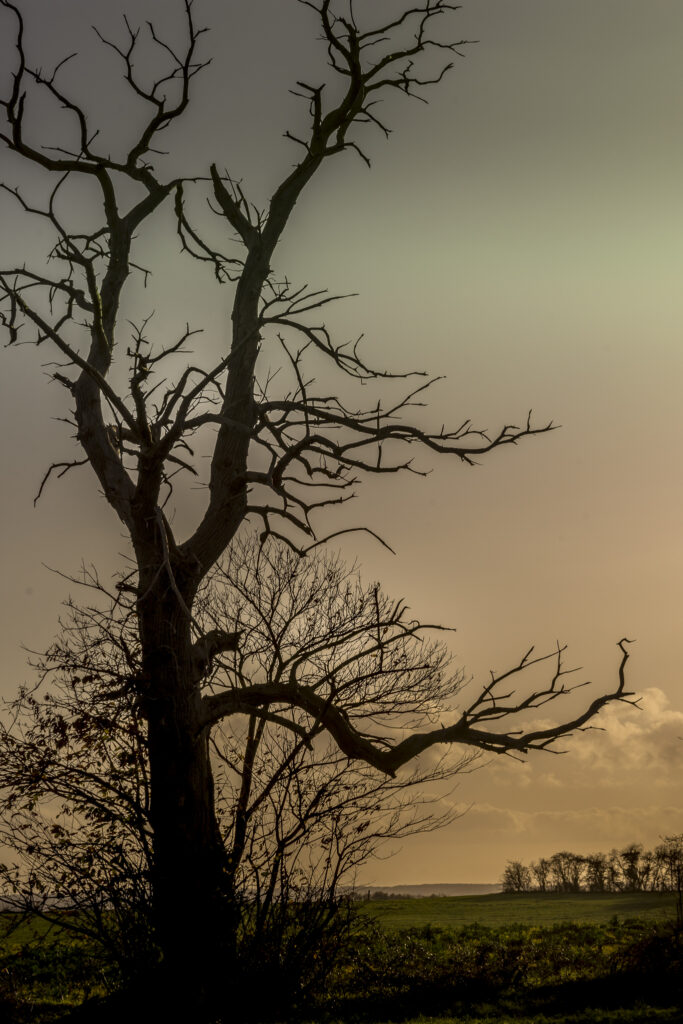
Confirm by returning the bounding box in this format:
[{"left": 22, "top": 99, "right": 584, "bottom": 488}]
[{"left": 2, "top": 0, "right": 683, "bottom": 882}]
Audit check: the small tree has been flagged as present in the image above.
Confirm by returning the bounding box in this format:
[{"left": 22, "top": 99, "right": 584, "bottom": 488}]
[
  {"left": 531, "top": 857, "right": 551, "bottom": 893},
  {"left": 615, "top": 844, "right": 647, "bottom": 893},
  {"left": 501, "top": 861, "right": 532, "bottom": 894},
  {"left": 584, "top": 852, "right": 608, "bottom": 893},
  {"left": 548, "top": 851, "right": 584, "bottom": 893},
  {"left": 655, "top": 836, "right": 683, "bottom": 927},
  {"left": 0, "top": 0, "right": 635, "bottom": 1009},
  {"left": 0, "top": 576, "right": 156, "bottom": 981}
]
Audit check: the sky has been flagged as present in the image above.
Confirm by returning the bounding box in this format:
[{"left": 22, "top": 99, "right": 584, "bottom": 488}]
[{"left": 1, "top": 0, "right": 683, "bottom": 884}]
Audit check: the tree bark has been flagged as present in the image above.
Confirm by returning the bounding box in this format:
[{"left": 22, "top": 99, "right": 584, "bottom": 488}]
[{"left": 136, "top": 567, "right": 235, "bottom": 1010}]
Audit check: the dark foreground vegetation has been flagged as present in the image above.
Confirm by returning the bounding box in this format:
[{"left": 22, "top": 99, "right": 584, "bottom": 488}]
[{"left": 1, "top": 895, "right": 681, "bottom": 1024}]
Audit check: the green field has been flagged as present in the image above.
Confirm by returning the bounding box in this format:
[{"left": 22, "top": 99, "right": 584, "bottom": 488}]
[
  {"left": 359, "top": 891, "right": 679, "bottom": 930},
  {"left": 0, "top": 912, "right": 67, "bottom": 950},
  {"left": 330, "top": 896, "right": 683, "bottom": 1024},
  {"left": 2, "top": 895, "right": 682, "bottom": 1022}
]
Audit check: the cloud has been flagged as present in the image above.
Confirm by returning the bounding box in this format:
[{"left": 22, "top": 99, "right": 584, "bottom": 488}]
[
  {"left": 356, "top": 798, "right": 683, "bottom": 887},
  {"left": 456, "top": 801, "right": 683, "bottom": 853},
  {"left": 360, "top": 694, "right": 683, "bottom": 883},
  {"left": 477, "top": 687, "right": 683, "bottom": 793},
  {"left": 566, "top": 687, "right": 683, "bottom": 782}
]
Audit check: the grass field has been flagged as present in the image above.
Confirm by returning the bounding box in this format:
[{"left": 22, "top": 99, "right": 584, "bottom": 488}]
[
  {"left": 359, "top": 890, "right": 680, "bottom": 930},
  {"left": 0, "top": 912, "right": 66, "bottom": 950},
  {"left": 325, "top": 896, "right": 683, "bottom": 1024},
  {"left": 1, "top": 894, "right": 682, "bottom": 1022}
]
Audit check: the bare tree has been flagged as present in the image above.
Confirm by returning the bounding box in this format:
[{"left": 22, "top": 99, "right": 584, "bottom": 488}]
[
  {"left": 584, "top": 852, "right": 608, "bottom": 893},
  {"left": 0, "top": 0, "right": 635, "bottom": 1009},
  {"left": 0, "top": 538, "right": 466, "bottom": 1012},
  {"left": 655, "top": 836, "right": 683, "bottom": 896},
  {"left": 547, "top": 851, "right": 584, "bottom": 894},
  {"left": 206, "top": 536, "right": 467, "bottom": 896},
  {"left": 503, "top": 842, "right": 683, "bottom": 896},
  {"left": 501, "top": 861, "right": 532, "bottom": 893},
  {"left": 614, "top": 843, "right": 652, "bottom": 893},
  {"left": 530, "top": 857, "right": 551, "bottom": 893}
]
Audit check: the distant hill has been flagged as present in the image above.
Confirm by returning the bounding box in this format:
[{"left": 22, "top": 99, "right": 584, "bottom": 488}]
[{"left": 355, "top": 882, "right": 502, "bottom": 898}]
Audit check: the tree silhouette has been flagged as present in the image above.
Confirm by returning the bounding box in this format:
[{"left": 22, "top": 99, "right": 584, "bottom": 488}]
[
  {"left": 0, "top": 0, "right": 634, "bottom": 1013},
  {"left": 0, "top": 539, "right": 467, "bottom": 1012}
]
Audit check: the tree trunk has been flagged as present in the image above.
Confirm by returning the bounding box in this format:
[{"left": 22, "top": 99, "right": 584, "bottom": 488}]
[{"left": 138, "top": 587, "right": 235, "bottom": 1015}]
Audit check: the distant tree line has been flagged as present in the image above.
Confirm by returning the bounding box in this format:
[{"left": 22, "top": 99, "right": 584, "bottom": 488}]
[{"left": 502, "top": 836, "right": 683, "bottom": 894}]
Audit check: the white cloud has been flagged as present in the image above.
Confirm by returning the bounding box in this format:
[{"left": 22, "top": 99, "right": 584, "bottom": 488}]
[
  {"left": 566, "top": 687, "right": 683, "bottom": 782},
  {"left": 456, "top": 801, "right": 683, "bottom": 853},
  {"left": 476, "top": 687, "right": 683, "bottom": 794},
  {"left": 371, "top": 687, "right": 683, "bottom": 882}
]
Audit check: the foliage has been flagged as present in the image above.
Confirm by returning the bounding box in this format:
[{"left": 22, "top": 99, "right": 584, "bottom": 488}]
[
  {"left": 0, "top": 918, "right": 116, "bottom": 1022},
  {"left": 234, "top": 897, "right": 357, "bottom": 1022},
  {"left": 319, "top": 917, "right": 683, "bottom": 1023},
  {"left": 3, "top": 910, "right": 681, "bottom": 1023},
  {"left": 0, "top": 580, "right": 156, "bottom": 983},
  {"left": 0, "top": 589, "right": 156, "bottom": 983}
]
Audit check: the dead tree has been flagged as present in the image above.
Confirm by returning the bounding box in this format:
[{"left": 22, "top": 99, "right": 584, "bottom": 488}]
[{"left": 0, "top": 0, "right": 635, "bottom": 1012}]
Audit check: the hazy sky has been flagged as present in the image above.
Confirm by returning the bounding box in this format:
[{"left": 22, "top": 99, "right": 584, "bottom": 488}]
[{"left": 2, "top": 0, "right": 683, "bottom": 883}]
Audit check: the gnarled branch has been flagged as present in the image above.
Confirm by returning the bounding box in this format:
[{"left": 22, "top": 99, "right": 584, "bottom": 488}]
[{"left": 200, "top": 638, "right": 635, "bottom": 777}]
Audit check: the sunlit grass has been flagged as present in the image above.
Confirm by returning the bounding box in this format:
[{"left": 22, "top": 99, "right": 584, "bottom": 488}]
[{"left": 359, "top": 891, "right": 679, "bottom": 930}]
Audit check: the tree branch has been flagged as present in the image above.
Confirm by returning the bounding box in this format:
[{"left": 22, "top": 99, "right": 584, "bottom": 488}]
[{"left": 200, "top": 639, "right": 635, "bottom": 776}]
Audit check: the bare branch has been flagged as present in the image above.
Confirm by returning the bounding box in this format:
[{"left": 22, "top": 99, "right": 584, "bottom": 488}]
[
  {"left": 33, "top": 457, "right": 89, "bottom": 507},
  {"left": 201, "top": 625, "right": 634, "bottom": 778}
]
